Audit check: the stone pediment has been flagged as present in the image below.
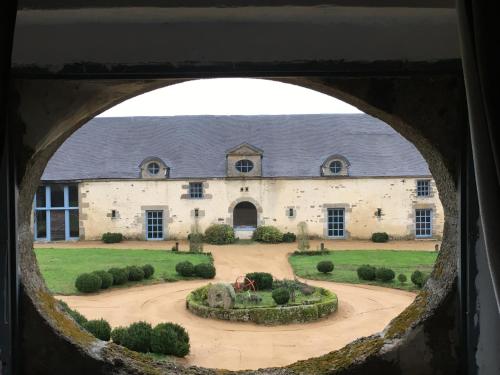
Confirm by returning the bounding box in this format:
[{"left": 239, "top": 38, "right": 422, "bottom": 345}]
[{"left": 226, "top": 143, "right": 263, "bottom": 156}]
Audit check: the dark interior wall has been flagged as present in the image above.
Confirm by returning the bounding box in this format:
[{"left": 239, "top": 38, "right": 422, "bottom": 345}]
[{"left": 11, "top": 72, "right": 465, "bottom": 374}]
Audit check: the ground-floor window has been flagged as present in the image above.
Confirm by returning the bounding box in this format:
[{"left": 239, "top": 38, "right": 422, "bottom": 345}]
[
  {"left": 146, "top": 210, "right": 164, "bottom": 240},
  {"left": 34, "top": 185, "right": 79, "bottom": 241},
  {"left": 327, "top": 208, "right": 345, "bottom": 238},
  {"left": 415, "top": 208, "right": 432, "bottom": 238}
]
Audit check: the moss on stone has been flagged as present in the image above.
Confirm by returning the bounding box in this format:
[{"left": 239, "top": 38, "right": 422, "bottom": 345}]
[
  {"left": 288, "top": 336, "right": 384, "bottom": 374},
  {"left": 385, "top": 292, "right": 428, "bottom": 339}
]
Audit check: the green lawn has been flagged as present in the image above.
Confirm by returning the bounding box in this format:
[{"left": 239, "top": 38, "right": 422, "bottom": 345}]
[
  {"left": 289, "top": 250, "right": 437, "bottom": 291},
  {"left": 35, "top": 248, "right": 212, "bottom": 295}
]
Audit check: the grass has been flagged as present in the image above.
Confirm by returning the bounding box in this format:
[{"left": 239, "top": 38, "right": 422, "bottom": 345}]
[
  {"left": 35, "top": 248, "right": 212, "bottom": 295},
  {"left": 289, "top": 250, "right": 437, "bottom": 291},
  {"left": 234, "top": 289, "right": 323, "bottom": 308}
]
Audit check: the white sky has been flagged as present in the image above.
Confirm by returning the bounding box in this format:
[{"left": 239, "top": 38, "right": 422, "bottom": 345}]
[{"left": 98, "top": 78, "right": 362, "bottom": 117}]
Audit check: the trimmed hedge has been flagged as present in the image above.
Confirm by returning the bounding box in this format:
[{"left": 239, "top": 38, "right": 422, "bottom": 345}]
[
  {"left": 371, "top": 232, "right": 389, "bottom": 243},
  {"left": 142, "top": 264, "right": 155, "bottom": 279},
  {"left": 357, "top": 265, "right": 377, "bottom": 281},
  {"left": 375, "top": 267, "right": 395, "bottom": 282},
  {"left": 176, "top": 261, "right": 195, "bottom": 277},
  {"left": 151, "top": 322, "right": 190, "bottom": 357},
  {"left": 75, "top": 273, "right": 102, "bottom": 293},
  {"left": 194, "top": 263, "right": 216, "bottom": 279},
  {"left": 292, "top": 250, "right": 332, "bottom": 256},
  {"left": 272, "top": 288, "right": 290, "bottom": 305},
  {"left": 245, "top": 272, "right": 273, "bottom": 290},
  {"left": 101, "top": 232, "right": 123, "bottom": 243},
  {"left": 317, "top": 260, "right": 334, "bottom": 274},
  {"left": 187, "top": 286, "right": 338, "bottom": 325},
  {"left": 282, "top": 232, "right": 297, "bottom": 243},
  {"left": 83, "top": 319, "right": 111, "bottom": 341},
  {"left": 398, "top": 274, "right": 407, "bottom": 283},
  {"left": 111, "top": 326, "right": 128, "bottom": 345},
  {"left": 93, "top": 270, "right": 113, "bottom": 289},
  {"left": 108, "top": 268, "right": 128, "bottom": 285},
  {"left": 127, "top": 266, "right": 145, "bottom": 281},
  {"left": 411, "top": 270, "right": 427, "bottom": 288},
  {"left": 121, "top": 321, "right": 153, "bottom": 353},
  {"left": 59, "top": 300, "right": 88, "bottom": 326},
  {"left": 204, "top": 224, "right": 235, "bottom": 245},
  {"left": 253, "top": 226, "right": 283, "bottom": 243}
]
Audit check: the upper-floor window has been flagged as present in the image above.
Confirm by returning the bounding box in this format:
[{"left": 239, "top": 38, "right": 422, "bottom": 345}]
[
  {"left": 235, "top": 159, "right": 254, "bottom": 173},
  {"left": 417, "top": 179, "right": 431, "bottom": 197},
  {"left": 189, "top": 182, "right": 203, "bottom": 199},
  {"left": 147, "top": 162, "right": 160, "bottom": 176},
  {"left": 329, "top": 160, "right": 343, "bottom": 174},
  {"left": 321, "top": 155, "right": 350, "bottom": 176}
]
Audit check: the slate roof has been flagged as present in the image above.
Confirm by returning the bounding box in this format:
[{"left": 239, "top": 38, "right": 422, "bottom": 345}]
[{"left": 41, "top": 114, "right": 430, "bottom": 181}]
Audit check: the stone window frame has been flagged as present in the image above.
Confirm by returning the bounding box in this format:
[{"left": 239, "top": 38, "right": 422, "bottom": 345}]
[
  {"left": 286, "top": 206, "right": 297, "bottom": 218},
  {"left": 181, "top": 181, "right": 212, "bottom": 200},
  {"left": 321, "top": 155, "right": 350, "bottom": 176},
  {"left": 140, "top": 205, "right": 171, "bottom": 240},
  {"left": 139, "top": 156, "right": 169, "bottom": 179},
  {"left": 235, "top": 159, "right": 254, "bottom": 173},
  {"left": 416, "top": 179, "right": 432, "bottom": 197},
  {"left": 189, "top": 182, "right": 204, "bottom": 199},
  {"left": 408, "top": 202, "right": 438, "bottom": 239},
  {"left": 322, "top": 203, "right": 351, "bottom": 239}
]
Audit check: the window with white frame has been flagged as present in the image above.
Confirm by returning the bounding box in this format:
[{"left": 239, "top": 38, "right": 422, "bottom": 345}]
[
  {"left": 415, "top": 209, "right": 432, "bottom": 238},
  {"left": 416, "top": 179, "right": 431, "bottom": 197},
  {"left": 189, "top": 182, "right": 203, "bottom": 199},
  {"left": 327, "top": 208, "right": 345, "bottom": 238},
  {"left": 329, "top": 160, "right": 343, "bottom": 174},
  {"left": 34, "top": 185, "right": 79, "bottom": 241},
  {"left": 235, "top": 159, "right": 254, "bottom": 173},
  {"left": 146, "top": 210, "right": 164, "bottom": 240}
]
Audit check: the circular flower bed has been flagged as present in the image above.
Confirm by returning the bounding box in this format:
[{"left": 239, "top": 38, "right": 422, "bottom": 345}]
[{"left": 186, "top": 281, "right": 338, "bottom": 326}]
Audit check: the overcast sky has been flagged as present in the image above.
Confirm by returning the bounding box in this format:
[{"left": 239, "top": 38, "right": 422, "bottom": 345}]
[{"left": 98, "top": 78, "right": 362, "bottom": 117}]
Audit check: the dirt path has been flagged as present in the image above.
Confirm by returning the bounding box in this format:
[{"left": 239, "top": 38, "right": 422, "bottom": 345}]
[{"left": 58, "top": 245, "right": 417, "bottom": 370}]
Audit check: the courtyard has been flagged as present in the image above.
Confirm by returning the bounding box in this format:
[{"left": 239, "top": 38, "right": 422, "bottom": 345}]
[{"left": 36, "top": 240, "right": 437, "bottom": 370}]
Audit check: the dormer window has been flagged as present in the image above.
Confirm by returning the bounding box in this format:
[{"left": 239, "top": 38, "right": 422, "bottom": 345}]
[
  {"left": 147, "top": 162, "right": 160, "bottom": 176},
  {"left": 235, "top": 159, "right": 254, "bottom": 173},
  {"left": 321, "top": 155, "right": 350, "bottom": 177},
  {"left": 139, "top": 157, "right": 169, "bottom": 179}
]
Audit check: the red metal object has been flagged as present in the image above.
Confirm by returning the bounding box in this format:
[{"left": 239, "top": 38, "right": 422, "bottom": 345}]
[{"left": 233, "top": 275, "right": 256, "bottom": 292}]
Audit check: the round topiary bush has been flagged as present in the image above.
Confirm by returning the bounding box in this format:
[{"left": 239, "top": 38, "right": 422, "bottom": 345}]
[
  {"left": 194, "top": 263, "right": 216, "bottom": 279},
  {"left": 75, "top": 273, "right": 102, "bottom": 293},
  {"left": 101, "top": 232, "right": 123, "bottom": 243},
  {"left": 245, "top": 272, "right": 273, "bottom": 290},
  {"left": 142, "top": 264, "right": 155, "bottom": 279},
  {"left": 111, "top": 326, "right": 129, "bottom": 345},
  {"left": 83, "top": 319, "right": 111, "bottom": 341},
  {"left": 150, "top": 322, "right": 190, "bottom": 357},
  {"left": 411, "top": 270, "right": 426, "bottom": 288},
  {"left": 371, "top": 232, "right": 389, "bottom": 243},
  {"left": 376, "top": 267, "right": 396, "bottom": 282},
  {"left": 204, "top": 224, "right": 235, "bottom": 244},
  {"left": 121, "top": 321, "right": 153, "bottom": 353},
  {"left": 398, "top": 273, "right": 407, "bottom": 283},
  {"left": 317, "top": 260, "right": 334, "bottom": 274},
  {"left": 272, "top": 287, "right": 290, "bottom": 305},
  {"left": 357, "top": 264, "right": 377, "bottom": 281},
  {"left": 252, "top": 226, "right": 283, "bottom": 243},
  {"left": 93, "top": 270, "right": 114, "bottom": 289},
  {"left": 282, "top": 232, "right": 297, "bottom": 243},
  {"left": 127, "top": 266, "right": 145, "bottom": 281},
  {"left": 175, "top": 261, "right": 195, "bottom": 277},
  {"left": 108, "top": 267, "right": 128, "bottom": 285}
]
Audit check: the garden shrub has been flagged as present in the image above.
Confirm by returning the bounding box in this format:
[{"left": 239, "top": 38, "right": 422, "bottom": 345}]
[
  {"left": 108, "top": 267, "right": 128, "bottom": 285},
  {"left": 204, "top": 224, "right": 235, "bottom": 244},
  {"left": 282, "top": 232, "right": 297, "bottom": 243},
  {"left": 176, "top": 261, "right": 195, "bottom": 277},
  {"left": 127, "top": 265, "right": 145, "bottom": 281},
  {"left": 83, "top": 319, "right": 111, "bottom": 341},
  {"left": 245, "top": 272, "right": 273, "bottom": 290},
  {"left": 75, "top": 273, "right": 102, "bottom": 293},
  {"left": 371, "top": 232, "right": 389, "bottom": 243},
  {"left": 272, "top": 287, "right": 290, "bottom": 305},
  {"left": 101, "top": 232, "right": 123, "bottom": 243},
  {"left": 316, "top": 260, "right": 334, "bottom": 274},
  {"left": 92, "top": 270, "right": 113, "bottom": 289},
  {"left": 142, "top": 264, "right": 155, "bottom": 279},
  {"left": 376, "top": 267, "right": 396, "bottom": 282},
  {"left": 398, "top": 274, "right": 407, "bottom": 283},
  {"left": 252, "top": 226, "right": 283, "bottom": 243},
  {"left": 292, "top": 250, "right": 331, "bottom": 256},
  {"left": 194, "top": 263, "right": 216, "bottom": 279},
  {"left": 357, "top": 264, "right": 377, "bottom": 281},
  {"left": 411, "top": 270, "right": 426, "bottom": 288},
  {"left": 150, "top": 322, "right": 190, "bottom": 357},
  {"left": 59, "top": 300, "right": 88, "bottom": 326},
  {"left": 111, "top": 326, "right": 128, "bottom": 345},
  {"left": 121, "top": 321, "right": 153, "bottom": 353}
]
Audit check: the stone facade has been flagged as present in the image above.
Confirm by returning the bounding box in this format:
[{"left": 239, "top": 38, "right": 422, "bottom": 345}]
[{"left": 74, "top": 176, "right": 444, "bottom": 241}]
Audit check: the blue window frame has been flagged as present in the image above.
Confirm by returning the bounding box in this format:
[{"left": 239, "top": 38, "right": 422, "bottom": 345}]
[
  {"left": 327, "top": 208, "right": 345, "bottom": 238},
  {"left": 146, "top": 210, "right": 164, "bottom": 240},
  {"left": 416, "top": 180, "right": 431, "bottom": 197},
  {"left": 189, "top": 182, "right": 203, "bottom": 199},
  {"left": 34, "top": 185, "right": 79, "bottom": 241},
  {"left": 415, "top": 209, "right": 432, "bottom": 238}
]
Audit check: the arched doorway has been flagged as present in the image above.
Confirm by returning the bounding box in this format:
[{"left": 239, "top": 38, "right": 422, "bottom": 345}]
[{"left": 233, "top": 201, "right": 258, "bottom": 228}]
